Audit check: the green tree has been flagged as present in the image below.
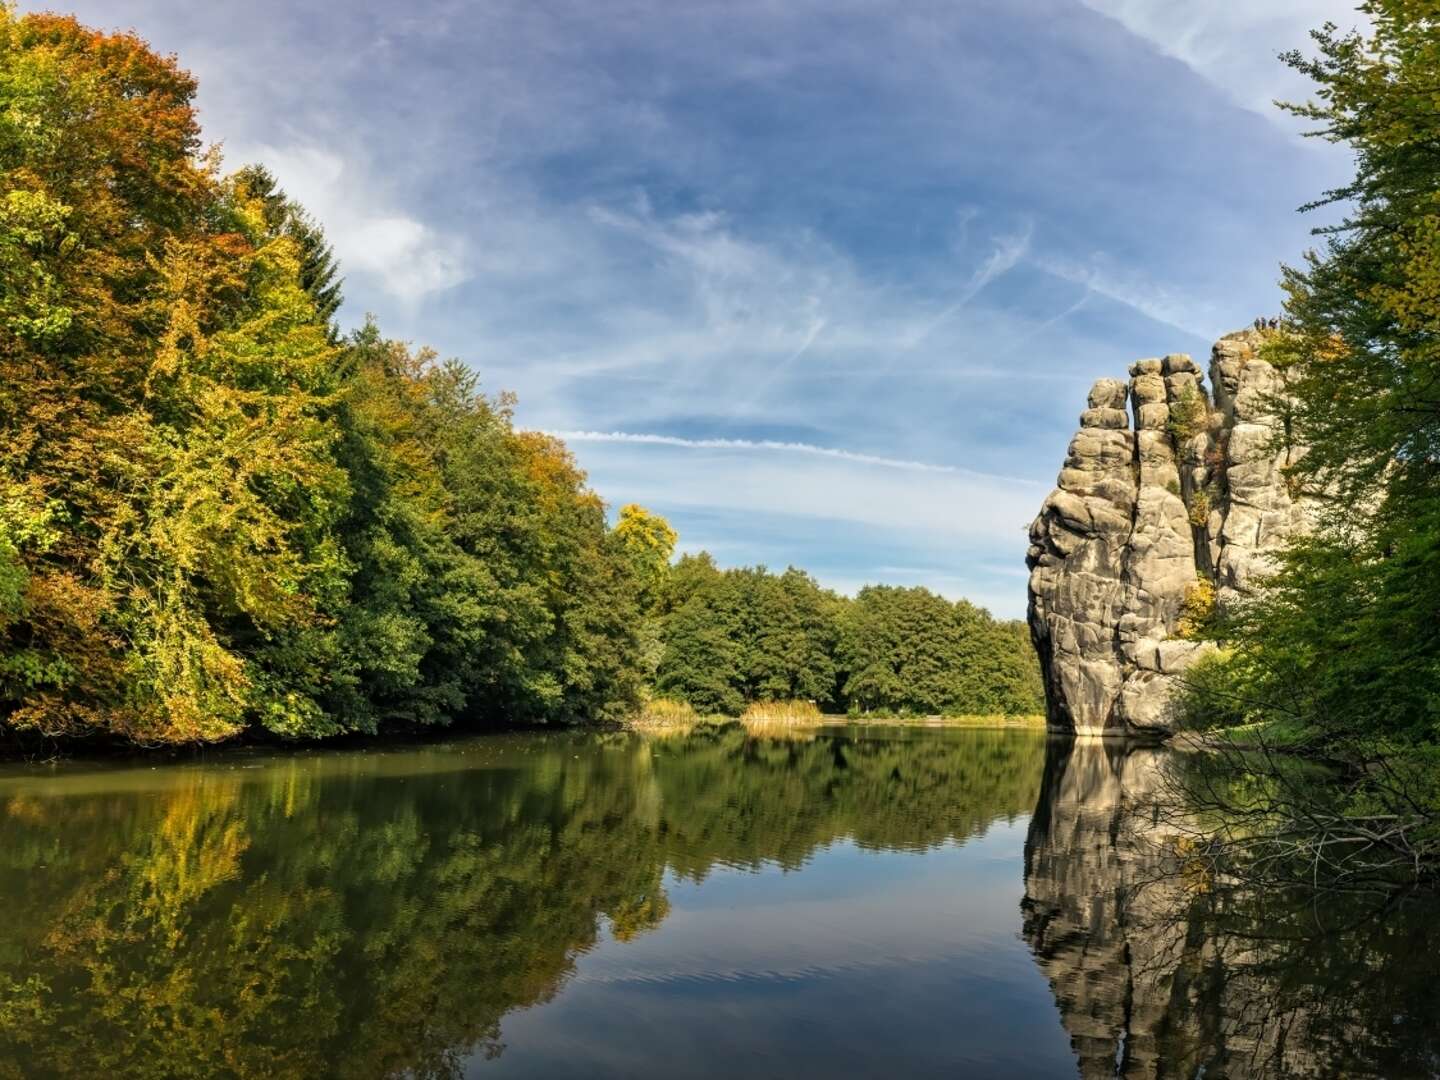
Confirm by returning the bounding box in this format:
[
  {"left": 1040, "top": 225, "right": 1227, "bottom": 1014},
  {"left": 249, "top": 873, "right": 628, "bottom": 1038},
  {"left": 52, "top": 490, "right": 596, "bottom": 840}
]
[
  {"left": 654, "top": 554, "right": 745, "bottom": 714},
  {"left": 1169, "top": 1, "right": 1440, "bottom": 880},
  {"left": 233, "top": 165, "right": 344, "bottom": 334},
  {"left": 1186, "top": 3, "right": 1440, "bottom": 750}
]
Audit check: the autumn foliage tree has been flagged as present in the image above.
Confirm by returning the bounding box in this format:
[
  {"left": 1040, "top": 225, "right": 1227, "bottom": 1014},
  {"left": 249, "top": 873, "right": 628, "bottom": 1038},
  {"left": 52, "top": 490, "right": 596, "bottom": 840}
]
[{"left": 0, "top": 8, "right": 652, "bottom": 744}]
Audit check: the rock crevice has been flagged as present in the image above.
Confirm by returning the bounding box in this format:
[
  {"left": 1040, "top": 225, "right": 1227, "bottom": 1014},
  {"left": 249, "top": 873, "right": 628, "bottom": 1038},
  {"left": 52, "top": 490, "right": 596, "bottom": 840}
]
[{"left": 1026, "top": 330, "right": 1306, "bottom": 737}]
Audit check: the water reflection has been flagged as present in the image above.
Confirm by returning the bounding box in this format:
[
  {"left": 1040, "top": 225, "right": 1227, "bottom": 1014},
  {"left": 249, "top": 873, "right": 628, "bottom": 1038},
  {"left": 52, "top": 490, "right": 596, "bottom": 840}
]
[
  {"left": 4, "top": 727, "right": 1435, "bottom": 1078},
  {"left": 0, "top": 725, "right": 1051, "bottom": 1078},
  {"left": 1023, "top": 739, "right": 1440, "bottom": 1079}
]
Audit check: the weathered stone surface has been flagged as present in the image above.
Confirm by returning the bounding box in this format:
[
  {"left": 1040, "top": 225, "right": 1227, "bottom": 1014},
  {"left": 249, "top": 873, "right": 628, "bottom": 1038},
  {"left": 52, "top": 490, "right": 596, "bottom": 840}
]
[{"left": 1027, "top": 329, "right": 1310, "bottom": 736}]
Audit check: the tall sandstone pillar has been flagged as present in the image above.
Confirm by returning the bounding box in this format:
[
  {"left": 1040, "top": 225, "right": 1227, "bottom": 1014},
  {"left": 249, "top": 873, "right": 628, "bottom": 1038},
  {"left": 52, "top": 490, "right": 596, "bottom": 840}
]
[{"left": 1026, "top": 330, "right": 1305, "bottom": 737}]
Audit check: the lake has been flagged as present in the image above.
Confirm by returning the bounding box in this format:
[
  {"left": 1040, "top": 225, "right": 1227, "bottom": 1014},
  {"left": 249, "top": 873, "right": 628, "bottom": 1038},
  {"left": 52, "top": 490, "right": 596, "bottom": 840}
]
[{"left": 0, "top": 726, "right": 1435, "bottom": 1078}]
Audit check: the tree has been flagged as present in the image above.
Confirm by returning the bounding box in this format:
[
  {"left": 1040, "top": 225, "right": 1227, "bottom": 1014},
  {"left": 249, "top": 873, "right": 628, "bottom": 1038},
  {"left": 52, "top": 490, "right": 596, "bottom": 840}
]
[
  {"left": 0, "top": 10, "right": 651, "bottom": 744},
  {"left": 654, "top": 554, "right": 744, "bottom": 714},
  {"left": 612, "top": 504, "right": 676, "bottom": 614},
  {"left": 1186, "top": 3, "right": 1440, "bottom": 750},
  {"left": 1171, "top": 1, "right": 1440, "bottom": 881},
  {"left": 0, "top": 11, "right": 351, "bottom": 741},
  {"left": 233, "top": 164, "right": 344, "bottom": 334}
]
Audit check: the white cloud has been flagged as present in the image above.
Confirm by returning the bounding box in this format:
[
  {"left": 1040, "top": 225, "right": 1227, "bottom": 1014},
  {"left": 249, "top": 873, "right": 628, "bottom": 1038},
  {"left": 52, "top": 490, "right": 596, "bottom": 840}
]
[
  {"left": 568, "top": 438, "right": 1042, "bottom": 547},
  {"left": 228, "top": 142, "right": 470, "bottom": 304},
  {"left": 1076, "top": 0, "right": 1368, "bottom": 123}
]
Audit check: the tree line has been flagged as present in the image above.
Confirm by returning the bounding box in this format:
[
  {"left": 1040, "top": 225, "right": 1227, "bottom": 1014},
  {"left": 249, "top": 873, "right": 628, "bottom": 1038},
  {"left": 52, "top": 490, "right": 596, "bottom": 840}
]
[
  {"left": 0, "top": 10, "right": 1041, "bottom": 747},
  {"left": 651, "top": 553, "right": 1041, "bottom": 716}
]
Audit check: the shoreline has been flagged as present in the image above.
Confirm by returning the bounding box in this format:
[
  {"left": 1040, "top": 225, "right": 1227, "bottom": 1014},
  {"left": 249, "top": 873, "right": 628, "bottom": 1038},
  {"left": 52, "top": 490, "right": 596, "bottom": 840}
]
[{"left": 628, "top": 713, "right": 1047, "bottom": 736}]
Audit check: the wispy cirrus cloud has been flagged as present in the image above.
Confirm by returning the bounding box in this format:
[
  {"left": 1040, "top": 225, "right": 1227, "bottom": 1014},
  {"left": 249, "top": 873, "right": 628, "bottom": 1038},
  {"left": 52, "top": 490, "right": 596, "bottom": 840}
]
[
  {"left": 57, "top": 0, "right": 1361, "bottom": 615},
  {"left": 1075, "top": 0, "right": 1369, "bottom": 123},
  {"left": 900, "top": 220, "right": 1034, "bottom": 348},
  {"left": 1033, "top": 251, "right": 1219, "bottom": 342}
]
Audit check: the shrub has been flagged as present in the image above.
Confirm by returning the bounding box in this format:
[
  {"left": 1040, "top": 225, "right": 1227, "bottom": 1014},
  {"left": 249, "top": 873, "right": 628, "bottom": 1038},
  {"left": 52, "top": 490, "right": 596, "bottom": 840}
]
[
  {"left": 1167, "top": 384, "right": 1209, "bottom": 443},
  {"left": 1187, "top": 489, "right": 1211, "bottom": 528},
  {"left": 1177, "top": 575, "right": 1217, "bottom": 639}
]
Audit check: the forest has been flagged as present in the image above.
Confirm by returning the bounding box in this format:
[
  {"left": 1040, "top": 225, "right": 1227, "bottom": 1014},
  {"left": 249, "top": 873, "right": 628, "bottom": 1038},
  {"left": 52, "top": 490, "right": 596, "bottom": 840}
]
[
  {"left": 652, "top": 552, "right": 1039, "bottom": 717},
  {"left": 0, "top": 9, "right": 1041, "bottom": 749}
]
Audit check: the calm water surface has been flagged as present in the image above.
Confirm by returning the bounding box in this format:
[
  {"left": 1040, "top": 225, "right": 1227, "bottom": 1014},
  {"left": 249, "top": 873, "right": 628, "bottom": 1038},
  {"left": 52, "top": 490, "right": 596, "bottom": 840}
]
[{"left": 0, "top": 726, "right": 1435, "bottom": 1078}]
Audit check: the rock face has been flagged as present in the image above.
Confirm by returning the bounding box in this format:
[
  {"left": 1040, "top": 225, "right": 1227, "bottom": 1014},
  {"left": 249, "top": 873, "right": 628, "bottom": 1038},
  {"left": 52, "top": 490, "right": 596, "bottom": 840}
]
[{"left": 1026, "top": 330, "right": 1307, "bottom": 736}]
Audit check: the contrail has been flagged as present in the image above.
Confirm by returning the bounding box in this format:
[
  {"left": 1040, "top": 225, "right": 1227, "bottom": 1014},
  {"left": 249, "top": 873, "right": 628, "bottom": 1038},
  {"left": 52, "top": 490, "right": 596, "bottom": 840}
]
[{"left": 536, "top": 430, "right": 1046, "bottom": 486}]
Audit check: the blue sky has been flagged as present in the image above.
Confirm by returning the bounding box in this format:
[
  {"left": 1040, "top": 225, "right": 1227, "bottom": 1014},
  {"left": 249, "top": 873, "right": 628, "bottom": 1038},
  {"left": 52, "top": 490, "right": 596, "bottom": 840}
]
[{"left": 55, "top": 0, "right": 1361, "bottom": 616}]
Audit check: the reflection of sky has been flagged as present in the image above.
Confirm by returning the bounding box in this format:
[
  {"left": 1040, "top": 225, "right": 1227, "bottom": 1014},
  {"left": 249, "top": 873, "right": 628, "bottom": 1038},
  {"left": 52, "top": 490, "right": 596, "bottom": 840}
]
[
  {"left": 45, "top": 0, "right": 1364, "bottom": 617},
  {"left": 479, "top": 822, "right": 1075, "bottom": 1078}
]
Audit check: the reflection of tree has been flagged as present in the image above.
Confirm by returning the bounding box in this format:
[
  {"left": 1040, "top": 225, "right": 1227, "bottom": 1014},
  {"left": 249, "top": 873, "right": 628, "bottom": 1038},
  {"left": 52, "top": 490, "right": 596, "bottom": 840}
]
[
  {"left": 0, "top": 727, "right": 1045, "bottom": 1079},
  {"left": 655, "top": 724, "right": 1043, "bottom": 875},
  {"left": 1022, "top": 740, "right": 1440, "bottom": 1079}
]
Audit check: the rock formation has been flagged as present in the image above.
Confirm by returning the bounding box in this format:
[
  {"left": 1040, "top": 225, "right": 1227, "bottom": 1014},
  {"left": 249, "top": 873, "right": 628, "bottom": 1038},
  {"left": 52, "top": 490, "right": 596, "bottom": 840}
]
[{"left": 1027, "top": 330, "right": 1308, "bottom": 736}]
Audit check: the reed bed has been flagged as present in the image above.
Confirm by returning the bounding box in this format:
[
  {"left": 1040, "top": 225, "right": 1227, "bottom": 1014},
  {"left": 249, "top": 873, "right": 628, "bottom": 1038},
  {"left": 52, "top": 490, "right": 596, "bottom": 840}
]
[
  {"left": 629, "top": 698, "right": 702, "bottom": 732},
  {"left": 845, "top": 713, "right": 1046, "bottom": 729},
  {"left": 738, "top": 700, "right": 824, "bottom": 726},
  {"left": 627, "top": 699, "right": 1044, "bottom": 735}
]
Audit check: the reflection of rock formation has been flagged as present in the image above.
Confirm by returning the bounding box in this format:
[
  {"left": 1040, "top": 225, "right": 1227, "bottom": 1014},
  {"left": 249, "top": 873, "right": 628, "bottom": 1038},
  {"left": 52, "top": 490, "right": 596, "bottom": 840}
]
[
  {"left": 1027, "top": 331, "right": 1309, "bottom": 735},
  {"left": 1023, "top": 740, "right": 1177, "bottom": 1078},
  {"left": 1022, "top": 740, "right": 1440, "bottom": 1079}
]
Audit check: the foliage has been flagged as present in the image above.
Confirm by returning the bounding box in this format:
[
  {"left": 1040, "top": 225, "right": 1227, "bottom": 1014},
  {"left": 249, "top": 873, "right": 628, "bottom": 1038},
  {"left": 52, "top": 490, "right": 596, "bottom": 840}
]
[
  {"left": 1186, "top": 487, "right": 1211, "bottom": 529},
  {"left": 1171, "top": 1, "right": 1440, "bottom": 880},
  {"left": 0, "top": 10, "right": 652, "bottom": 743},
  {"left": 1176, "top": 575, "right": 1216, "bottom": 640},
  {"left": 1166, "top": 383, "right": 1209, "bottom": 443},
  {"left": 1226, "top": 0, "right": 1440, "bottom": 746},
  {"left": 233, "top": 165, "right": 344, "bottom": 334},
  {"left": 654, "top": 565, "right": 1044, "bottom": 718},
  {"left": 613, "top": 504, "right": 677, "bottom": 614},
  {"left": 840, "top": 586, "right": 1043, "bottom": 716}
]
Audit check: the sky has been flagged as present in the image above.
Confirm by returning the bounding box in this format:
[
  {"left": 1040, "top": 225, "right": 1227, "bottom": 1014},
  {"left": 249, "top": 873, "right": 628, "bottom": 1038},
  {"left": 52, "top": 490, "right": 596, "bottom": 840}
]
[{"left": 48, "top": 0, "right": 1364, "bottom": 617}]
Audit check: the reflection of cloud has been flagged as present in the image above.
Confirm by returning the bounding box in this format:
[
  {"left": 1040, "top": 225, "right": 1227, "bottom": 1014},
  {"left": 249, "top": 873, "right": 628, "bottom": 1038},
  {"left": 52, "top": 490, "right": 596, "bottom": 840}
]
[{"left": 228, "top": 143, "right": 469, "bottom": 303}]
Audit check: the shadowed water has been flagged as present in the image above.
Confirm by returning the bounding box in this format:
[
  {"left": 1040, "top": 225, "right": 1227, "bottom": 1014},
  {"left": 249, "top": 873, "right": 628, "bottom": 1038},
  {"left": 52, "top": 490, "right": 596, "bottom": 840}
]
[{"left": 0, "top": 726, "right": 1434, "bottom": 1078}]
